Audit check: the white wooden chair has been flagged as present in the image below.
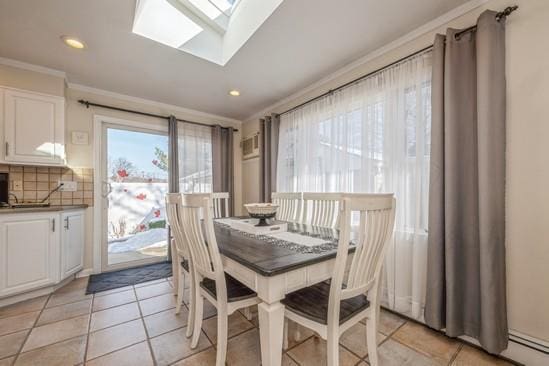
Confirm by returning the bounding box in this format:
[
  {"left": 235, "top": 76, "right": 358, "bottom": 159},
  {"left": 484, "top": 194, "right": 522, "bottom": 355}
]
[
  {"left": 302, "top": 192, "right": 343, "bottom": 228},
  {"left": 212, "top": 192, "right": 230, "bottom": 218},
  {"left": 272, "top": 192, "right": 303, "bottom": 223},
  {"left": 281, "top": 194, "right": 396, "bottom": 366},
  {"left": 165, "top": 193, "right": 195, "bottom": 338},
  {"left": 180, "top": 193, "right": 261, "bottom": 366}
]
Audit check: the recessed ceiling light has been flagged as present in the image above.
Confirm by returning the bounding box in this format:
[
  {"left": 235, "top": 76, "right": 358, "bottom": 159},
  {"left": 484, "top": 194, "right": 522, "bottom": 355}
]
[
  {"left": 61, "top": 36, "right": 86, "bottom": 49},
  {"left": 229, "top": 90, "right": 240, "bottom": 96}
]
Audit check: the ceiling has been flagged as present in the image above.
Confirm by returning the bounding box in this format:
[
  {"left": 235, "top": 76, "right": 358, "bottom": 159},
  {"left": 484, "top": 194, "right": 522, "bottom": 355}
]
[{"left": 0, "top": 0, "right": 471, "bottom": 120}]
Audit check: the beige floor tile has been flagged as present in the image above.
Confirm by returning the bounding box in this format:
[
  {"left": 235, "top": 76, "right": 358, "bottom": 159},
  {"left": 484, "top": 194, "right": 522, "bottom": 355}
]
[
  {"left": 92, "top": 290, "right": 136, "bottom": 312},
  {"left": 371, "top": 338, "right": 439, "bottom": 366},
  {"left": 86, "top": 341, "right": 154, "bottom": 366},
  {"left": 15, "top": 335, "right": 86, "bottom": 366},
  {"left": 0, "top": 296, "right": 48, "bottom": 319},
  {"left": 135, "top": 282, "right": 173, "bottom": 300},
  {"left": 0, "top": 330, "right": 27, "bottom": 359},
  {"left": 47, "top": 287, "right": 91, "bottom": 308},
  {"left": 378, "top": 309, "right": 407, "bottom": 335},
  {"left": 143, "top": 308, "right": 188, "bottom": 338},
  {"left": 58, "top": 277, "right": 89, "bottom": 292},
  {"left": 86, "top": 319, "right": 147, "bottom": 360},
  {"left": 90, "top": 302, "right": 141, "bottom": 332},
  {"left": 134, "top": 279, "right": 167, "bottom": 288},
  {"left": 150, "top": 327, "right": 211, "bottom": 366},
  {"left": 288, "top": 335, "right": 360, "bottom": 366},
  {"left": 202, "top": 300, "right": 217, "bottom": 319},
  {"left": 451, "top": 345, "right": 514, "bottom": 366},
  {"left": 0, "top": 311, "right": 40, "bottom": 337},
  {"left": 93, "top": 286, "right": 133, "bottom": 298},
  {"left": 171, "top": 347, "right": 216, "bottom": 366},
  {"left": 201, "top": 311, "right": 254, "bottom": 344},
  {"left": 285, "top": 320, "right": 315, "bottom": 350},
  {"left": 392, "top": 322, "right": 460, "bottom": 365},
  {"left": 225, "top": 329, "right": 262, "bottom": 366},
  {"left": 36, "top": 299, "right": 91, "bottom": 326},
  {"left": 21, "top": 314, "right": 89, "bottom": 352},
  {"left": 282, "top": 354, "right": 299, "bottom": 366},
  {"left": 339, "top": 322, "right": 386, "bottom": 358},
  {"left": 0, "top": 357, "right": 14, "bottom": 366},
  {"left": 139, "top": 293, "right": 176, "bottom": 316}
]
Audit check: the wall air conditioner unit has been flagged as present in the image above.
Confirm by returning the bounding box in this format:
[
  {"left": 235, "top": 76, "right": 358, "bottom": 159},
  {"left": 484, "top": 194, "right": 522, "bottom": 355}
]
[{"left": 241, "top": 133, "right": 260, "bottom": 160}]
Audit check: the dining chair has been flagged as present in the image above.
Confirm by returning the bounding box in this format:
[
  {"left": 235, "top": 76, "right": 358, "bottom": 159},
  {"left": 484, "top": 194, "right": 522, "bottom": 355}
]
[
  {"left": 281, "top": 194, "right": 396, "bottom": 366},
  {"left": 180, "top": 193, "right": 261, "bottom": 366},
  {"left": 212, "top": 192, "right": 230, "bottom": 218},
  {"left": 272, "top": 192, "right": 303, "bottom": 223},
  {"left": 165, "top": 193, "right": 195, "bottom": 338},
  {"left": 302, "top": 192, "right": 343, "bottom": 229}
]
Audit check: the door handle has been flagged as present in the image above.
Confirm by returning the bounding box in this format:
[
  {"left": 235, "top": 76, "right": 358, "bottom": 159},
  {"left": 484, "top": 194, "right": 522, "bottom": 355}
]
[
  {"left": 52, "top": 218, "right": 55, "bottom": 232},
  {"left": 64, "top": 217, "right": 69, "bottom": 230},
  {"left": 5, "top": 142, "right": 8, "bottom": 156},
  {"left": 101, "top": 181, "right": 112, "bottom": 198}
]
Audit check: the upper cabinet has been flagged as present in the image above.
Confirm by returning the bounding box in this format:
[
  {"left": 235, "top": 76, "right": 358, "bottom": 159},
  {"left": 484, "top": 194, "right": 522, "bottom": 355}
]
[{"left": 0, "top": 87, "right": 66, "bottom": 166}]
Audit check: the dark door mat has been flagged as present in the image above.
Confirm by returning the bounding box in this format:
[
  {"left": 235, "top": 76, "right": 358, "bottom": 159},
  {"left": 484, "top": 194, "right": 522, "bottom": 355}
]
[{"left": 86, "top": 262, "right": 172, "bottom": 295}]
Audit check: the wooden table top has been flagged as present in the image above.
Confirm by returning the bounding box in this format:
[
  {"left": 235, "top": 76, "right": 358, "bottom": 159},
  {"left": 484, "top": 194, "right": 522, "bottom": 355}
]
[{"left": 214, "top": 220, "right": 355, "bottom": 277}]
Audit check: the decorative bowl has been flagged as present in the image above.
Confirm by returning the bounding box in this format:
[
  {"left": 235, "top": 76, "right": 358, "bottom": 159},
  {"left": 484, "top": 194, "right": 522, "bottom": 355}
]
[{"left": 244, "top": 203, "right": 279, "bottom": 226}]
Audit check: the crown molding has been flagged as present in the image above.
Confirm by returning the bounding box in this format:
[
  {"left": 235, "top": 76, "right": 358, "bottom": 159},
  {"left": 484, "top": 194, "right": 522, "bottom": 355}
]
[
  {"left": 244, "top": 0, "right": 491, "bottom": 122},
  {"left": 67, "top": 82, "right": 242, "bottom": 126},
  {"left": 0, "top": 56, "right": 67, "bottom": 79}
]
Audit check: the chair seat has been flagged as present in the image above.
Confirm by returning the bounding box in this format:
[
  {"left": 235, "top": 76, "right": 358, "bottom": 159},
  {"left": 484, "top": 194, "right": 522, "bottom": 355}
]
[
  {"left": 281, "top": 281, "right": 370, "bottom": 325},
  {"left": 200, "top": 274, "right": 256, "bottom": 303},
  {"left": 180, "top": 259, "right": 189, "bottom": 272}
]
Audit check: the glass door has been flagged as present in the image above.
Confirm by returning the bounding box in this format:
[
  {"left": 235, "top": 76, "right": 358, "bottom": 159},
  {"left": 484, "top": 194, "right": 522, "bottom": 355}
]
[{"left": 101, "top": 123, "right": 169, "bottom": 271}]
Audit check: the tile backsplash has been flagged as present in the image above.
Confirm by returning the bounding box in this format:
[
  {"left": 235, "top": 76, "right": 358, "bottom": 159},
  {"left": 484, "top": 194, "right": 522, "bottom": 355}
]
[{"left": 0, "top": 165, "right": 94, "bottom": 206}]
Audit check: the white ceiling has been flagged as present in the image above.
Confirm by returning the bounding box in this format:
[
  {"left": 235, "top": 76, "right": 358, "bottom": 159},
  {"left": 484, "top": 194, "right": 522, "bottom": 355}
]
[{"left": 0, "top": 0, "right": 470, "bottom": 120}]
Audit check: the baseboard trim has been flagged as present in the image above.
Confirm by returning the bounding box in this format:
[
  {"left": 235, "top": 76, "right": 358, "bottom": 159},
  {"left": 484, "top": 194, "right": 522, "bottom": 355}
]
[{"left": 76, "top": 268, "right": 95, "bottom": 278}]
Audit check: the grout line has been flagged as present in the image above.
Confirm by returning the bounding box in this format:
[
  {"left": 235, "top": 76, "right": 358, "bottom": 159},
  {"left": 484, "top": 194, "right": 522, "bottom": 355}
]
[
  {"left": 82, "top": 292, "right": 95, "bottom": 364},
  {"left": 133, "top": 285, "right": 158, "bottom": 366},
  {"left": 11, "top": 292, "right": 53, "bottom": 364},
  {"left": 447, "top": 343, "right": 463, "bottom": 365}
]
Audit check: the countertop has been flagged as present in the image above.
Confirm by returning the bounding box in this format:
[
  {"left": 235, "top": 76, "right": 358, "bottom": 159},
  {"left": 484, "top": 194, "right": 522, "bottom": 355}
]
[{"left": 0, "top": 204, "right": 88, "bottom": 214}]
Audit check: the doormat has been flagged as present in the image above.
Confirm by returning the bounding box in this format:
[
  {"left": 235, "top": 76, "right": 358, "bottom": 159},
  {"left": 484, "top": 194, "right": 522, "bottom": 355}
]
[{"left": 86, "top": 262, "right": 172, "bottom": 294}]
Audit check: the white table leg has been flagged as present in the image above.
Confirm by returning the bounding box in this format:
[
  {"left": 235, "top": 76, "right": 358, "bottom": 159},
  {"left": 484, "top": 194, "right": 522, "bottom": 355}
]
[{"left": 258, "top": 301, "right": 285, "bottom": 366}]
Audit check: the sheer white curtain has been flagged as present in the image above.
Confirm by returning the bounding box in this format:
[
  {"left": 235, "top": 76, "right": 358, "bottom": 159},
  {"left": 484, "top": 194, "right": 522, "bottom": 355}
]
[
  {"left": 277, "top": 51, "right": 432, "bottom": 319},
  {"left": 178, "top": 122, "right": 213, "bottom": 193}
]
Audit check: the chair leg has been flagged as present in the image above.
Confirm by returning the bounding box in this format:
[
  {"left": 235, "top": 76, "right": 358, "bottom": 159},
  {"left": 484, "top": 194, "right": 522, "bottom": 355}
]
[
  {"left": 366, "top": 313, "right": 379, "bottom": 366},
  {"left": 326, "top": 332, "right": 339, "bottom": 366},
  {"left": 186, "top": 270, "right": 196, "bottom": 338},
  {"left": 191, "top": 291, "right": 204, "bottom": 348},
  {"left": 243, "top": 306, "right": 253, "bottom": 321},
  {"left": 216, "top": 307, "right": 229, "bottom": 366},
  {"left": 171, "top": 242, "right": 179, "bottom": 295},
  {"left": 175, "top": 269, "right": 185, "bottom": 315}
]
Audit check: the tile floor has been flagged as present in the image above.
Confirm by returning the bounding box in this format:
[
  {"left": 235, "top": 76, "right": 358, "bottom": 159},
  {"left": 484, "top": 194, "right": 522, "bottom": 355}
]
[{"left": 0, "top": 277, "right": 516, "bottom": 366}]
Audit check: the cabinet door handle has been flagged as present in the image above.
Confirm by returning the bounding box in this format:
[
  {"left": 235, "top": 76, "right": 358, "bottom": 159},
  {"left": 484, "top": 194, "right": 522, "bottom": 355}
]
[
  {"left": 5, "top": 142, "right": 8, "bottom": 156},
  {"left": 64, "top": 217, "right": 69, "bottom": 230},
  {"left": 52, "top": 218, "right": 55, "bottom": 232}
]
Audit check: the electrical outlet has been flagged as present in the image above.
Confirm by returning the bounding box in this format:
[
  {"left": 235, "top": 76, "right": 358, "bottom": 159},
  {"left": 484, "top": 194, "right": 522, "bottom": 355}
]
[
  {"left": 58, "top": 180, "right": 77, "bottom": 192},
  {"left": 12, "top": 180, "right": 23, "bottom": 191}
]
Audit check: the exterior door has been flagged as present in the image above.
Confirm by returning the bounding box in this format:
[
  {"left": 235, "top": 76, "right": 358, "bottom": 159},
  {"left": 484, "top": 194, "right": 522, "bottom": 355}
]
[{"left": 100, "top": 121, "right": 169, "bottom": 271}]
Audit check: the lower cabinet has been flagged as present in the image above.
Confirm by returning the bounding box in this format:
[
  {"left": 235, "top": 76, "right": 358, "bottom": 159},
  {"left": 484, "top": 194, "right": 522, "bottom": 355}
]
[{"left": 0, "top": 209, "right": 85, "bottom": 298}]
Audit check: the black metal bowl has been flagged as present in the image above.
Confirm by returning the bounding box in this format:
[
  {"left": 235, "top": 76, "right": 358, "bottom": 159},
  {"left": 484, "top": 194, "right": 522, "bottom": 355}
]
[{"left": 248, "top": 212, "right": 276, "bottom": 227}]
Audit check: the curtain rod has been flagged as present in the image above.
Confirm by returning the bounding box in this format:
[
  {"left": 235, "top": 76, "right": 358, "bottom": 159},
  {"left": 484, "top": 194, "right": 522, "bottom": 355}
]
[
  {"left": 280, "top": 5, "right": 518, "bottom": 116},
  {"left": 78, "top": 99, "right": 238, "bottom": 132}
]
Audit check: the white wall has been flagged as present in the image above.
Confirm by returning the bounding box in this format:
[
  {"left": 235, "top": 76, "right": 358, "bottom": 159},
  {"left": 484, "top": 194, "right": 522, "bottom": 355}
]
[{"left": 242, "top": 0, "right": 549, "bottom": 347}]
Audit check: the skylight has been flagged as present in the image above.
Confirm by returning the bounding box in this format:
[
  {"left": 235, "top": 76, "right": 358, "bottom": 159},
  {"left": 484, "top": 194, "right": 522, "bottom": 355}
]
[
  {"left": 132, "top": 0, "right": 284, "bottom": 65},
  {"left": 133, "top": 0, "right": 203, "bottom": 48}
]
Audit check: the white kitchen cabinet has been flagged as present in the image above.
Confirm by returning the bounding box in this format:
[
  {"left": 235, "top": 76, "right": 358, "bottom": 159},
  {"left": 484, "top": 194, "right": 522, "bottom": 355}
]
[
  {"left": 0, "top": 212, "right": 60, "bottom": 297},
  {"left": 0, "top": 87, "right": 65, "bottom": 166},
  {"left": 61, "top": 211, "right": 85, "bottom": 278}
]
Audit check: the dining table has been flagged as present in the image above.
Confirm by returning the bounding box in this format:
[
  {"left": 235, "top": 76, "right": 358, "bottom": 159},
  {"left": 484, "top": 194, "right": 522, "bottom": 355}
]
[{"left": 212, "top": 218, "right": 356, "bottom": 366}]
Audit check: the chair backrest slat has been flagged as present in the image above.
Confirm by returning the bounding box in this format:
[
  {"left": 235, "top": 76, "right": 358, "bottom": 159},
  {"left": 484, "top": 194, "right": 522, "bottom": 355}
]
[
  {"left": 272, "top": 192, "right": 303, "bottom": 223},
  {"left": 302, "top": 192, "right": 342, "bottom": 229},
  {"left": 327, "top": 194, "right": 395, "bottom": 321},
  {"left": 212, "top": 192, "right": 230, "bottom": 218},
  {"left": 165, "top": 193, "right": 189, "bottom": 259}
]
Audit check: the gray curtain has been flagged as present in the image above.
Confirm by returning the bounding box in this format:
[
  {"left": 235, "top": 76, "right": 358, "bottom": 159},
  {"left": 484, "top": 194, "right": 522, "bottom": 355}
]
[
  {"left": 259, "top": 114, "right": 280, "bottom": 203},
  {"left": 425, "top": 10, "right": 508, "bottom": 354},
  {"left": 167, "top": 115, "right": 179, "bottom": 261},
  {"left": 212, "top": 125, "right": 234, "bottom": 215}
]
